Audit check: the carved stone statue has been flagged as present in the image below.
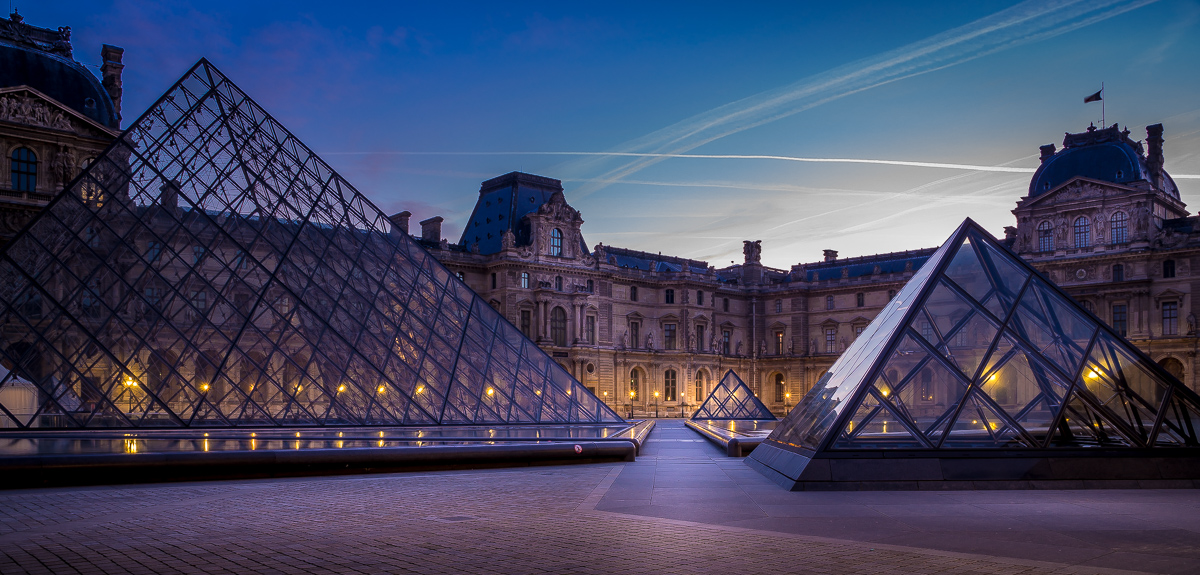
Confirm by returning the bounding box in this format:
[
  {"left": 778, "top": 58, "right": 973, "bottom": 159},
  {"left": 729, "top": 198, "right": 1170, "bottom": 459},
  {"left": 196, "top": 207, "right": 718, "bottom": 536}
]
[
  {"left": 810, "top": 338, "right": 817, "bottom": 354},
  {"left": 619, "top": 329, "right": 627, "bottom": 349},
  {"left": 840, "top": 337, "right": 847, "bottom": 352},
  {"left": 500, "top": 229, "right": 515, "bottom": 250},
  {"left": 759, "top": 339, "right": 766, "bottom": 357},
  {"left": 645, "top": 330, "right": 654, "bottom": 350},
  {"left": 735, "top": 340, "right": 743, "bottom": 356},
  {"left": 742, "top": 240, "right": 762, "bottom": 264},
  {"left": 1189, "top": 313, "right": 1196, "bottom": 335}
]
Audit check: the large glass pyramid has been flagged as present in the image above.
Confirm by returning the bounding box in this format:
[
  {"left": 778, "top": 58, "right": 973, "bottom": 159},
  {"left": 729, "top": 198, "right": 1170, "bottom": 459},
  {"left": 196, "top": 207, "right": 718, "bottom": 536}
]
[
  {"left": 691, "top": 370, "right": 775, "bottom": 420},
  {"left": 750, "top": 219, "right": 1200, "bottom": 484},
  {"left": 0, "top": 59, "right": 623, "bottom": 429}
]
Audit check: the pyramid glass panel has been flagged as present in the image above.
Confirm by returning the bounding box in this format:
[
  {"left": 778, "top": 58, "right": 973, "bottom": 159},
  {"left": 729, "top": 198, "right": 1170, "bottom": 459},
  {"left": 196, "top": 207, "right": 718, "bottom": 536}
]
[
  {"left": 0, "top": 60, "right": 622, "bottom": 429},
  {"left": 690, "top": 370, "right": 775, "bottom": 420},
  {"left": 750, "top": 219, "right": 1200, "bottom": 487}
]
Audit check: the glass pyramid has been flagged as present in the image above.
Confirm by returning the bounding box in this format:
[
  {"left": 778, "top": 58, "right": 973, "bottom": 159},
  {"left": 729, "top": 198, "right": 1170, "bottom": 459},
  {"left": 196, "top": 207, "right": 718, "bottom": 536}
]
[
  {"left": 751, "top": 219, "right": 1200, "bottom": 479},
  {"left": 0, "top": 59, "right": 623, "bottom": 429},
  {"left": 691, "top": 370, "right": 776, "bottom": 420}
]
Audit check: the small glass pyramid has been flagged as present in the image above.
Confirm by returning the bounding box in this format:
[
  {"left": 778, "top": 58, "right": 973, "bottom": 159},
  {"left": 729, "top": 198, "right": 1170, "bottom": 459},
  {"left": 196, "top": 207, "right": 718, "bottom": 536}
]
[
  {"left": 691, "top": 370, "right": 776, "bottom": 420},
  {"left": 750, "top": 219, "right": 1200, "bottom": 482},
  {"left": 0, "top": 60, "right": 622, "bottom": 428}
]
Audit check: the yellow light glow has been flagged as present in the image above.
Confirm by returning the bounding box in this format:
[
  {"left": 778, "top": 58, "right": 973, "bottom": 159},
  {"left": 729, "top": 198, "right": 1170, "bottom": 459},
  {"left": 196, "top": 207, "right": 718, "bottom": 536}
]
[
  {"left": 486, "top": 387, "right": 494, "bottom": 396},
  {"left": 337, "top": 384, "right": 347, "bottom": 393},
  {"left": 203, "top": 439, "right": 209, "bottom": 452},
  {"left": 250, "top": 439, "right": 257, "bottom": 450},
  {"left": 379, "top": 431, "right": 385, "bottom": 437},
  {"left": 988, "top": 374, "right": 997, "bottom": 382},
  {"left": 785, "top": 393, "right": 791, "bottom": 399},
  {"left": 378, "top": 385, "right": 386, "bottom": 394},
  {"left": 972, "top": 420, "right": 978, "bottom": 425},
  {"left": 336, "top": 440, "right": 344, "bottom": 449},
  {"left": 536, "top": 390, "right": 541, "bottom": 395},
  {"left": 654, "top": 392, "right": 659, "bottom": 398},
  {"left": 1087, "top": 370, "right": 1100, "bottom": 379},
  {"left": 295, "top": 432, "right": 301, "bottom": 437},
  {"left": 629, "top": 391, "right": 635, "bottom": 398},
  {"left": 124, "top": 439, "right": 137, "bottom": 453},
  {"left": 990, "top": 422, "right": 998, "bottom": 430},
  {"left": 203, "top": 433, "right": 208, "bottom": 437},
  {"left": 378, "top": 439, "right": 385, "bottom": 447},
  {"left": 881, "top": 389, "right": 889, "bottom": 397},
  {"left": 416, "top": 385, "right": 424, "bottom": 393},
  {"left": 250, "top": 432, "right": 256, "bottom": 437},
  {"left": 124, "top": 378, "right": 136, "bottom": 387},
  {"left": 200, "top": 383, "right": 210, "bottom": 392}
]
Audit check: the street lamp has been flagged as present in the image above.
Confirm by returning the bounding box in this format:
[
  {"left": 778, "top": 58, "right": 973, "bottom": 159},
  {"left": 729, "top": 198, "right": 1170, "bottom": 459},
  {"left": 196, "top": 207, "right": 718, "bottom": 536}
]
[
  {"left": 123, "top": 378, "right": 137, "bottom": 412},
  {"left": 629, "top": 390, "right": 635, "bottom": 419},
  {"left": 785, "top": 392, "right": 792, "bottom": 413},
  {"left": 654, "top": 391, "right": 660, "bottom": 418}
]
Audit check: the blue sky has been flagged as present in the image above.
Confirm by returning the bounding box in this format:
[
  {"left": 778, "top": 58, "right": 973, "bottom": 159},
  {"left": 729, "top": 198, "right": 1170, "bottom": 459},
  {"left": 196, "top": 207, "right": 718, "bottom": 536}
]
[{"left": 29, "top": 0, "right": 1200, "bottom": 269}]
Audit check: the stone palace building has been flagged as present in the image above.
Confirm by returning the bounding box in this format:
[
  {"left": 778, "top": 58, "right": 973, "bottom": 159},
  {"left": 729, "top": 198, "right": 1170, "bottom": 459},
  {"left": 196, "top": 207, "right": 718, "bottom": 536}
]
[{"left": 2, "top": 13, "right": 1195, "bottom": 418}]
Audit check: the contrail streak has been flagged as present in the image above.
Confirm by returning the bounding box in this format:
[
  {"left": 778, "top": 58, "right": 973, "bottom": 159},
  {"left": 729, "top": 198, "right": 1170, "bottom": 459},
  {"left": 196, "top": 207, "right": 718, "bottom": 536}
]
[
  {"left": 358, "top": 151, "right": 1037, "bottom": 173},
  {"left": 560, "top": 0, "right": 1159, "bottom": 199}
]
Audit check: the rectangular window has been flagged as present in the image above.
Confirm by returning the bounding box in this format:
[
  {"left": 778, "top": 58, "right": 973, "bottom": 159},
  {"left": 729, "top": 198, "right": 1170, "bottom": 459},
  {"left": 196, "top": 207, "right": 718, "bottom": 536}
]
[
  {"left": 1113, "top": 264, "right": 1124, "bottom": 282},
  {"left": 664, "top": 323, "right": 677, "bottom": 350},
  {"left": 190, "top": 290, "right": 207, "bottom": 313},
  {"left": 697, "top": 291, "right": 704, "bottom": 305},
  {"left": 1112, "top": 304, "right": 1127, "bottom": 337},
  {"left": 520, "top": 310, "right": 532, "bottom": 338},
  {"left": 825, "top": 327, "right": 837, "bottom": 353},
  {"left": 586, "top": 315, "right": 596, "bottom": 344},
  {"left": 491, "top": 273, "right": 497, "bottom": 289},
  {"left": 664, "top": 371, "right": 677, "bottom": 402},
  {"left": 696, "top": 325, "right": 705, "bottom": 352},
  {"left": 855, "top": 325, "right": 865, "bottom": 339},
  {"left": 722, "top": 330, "right": 731, "bottom": 355},
  {"left": 826, "top": 295, "right": 835, "bottom": 310},
  {"left": 774, "top": 299, "right": 782, "bottom": 313},
  {"left": 521, "top": 272, "right": 529, "bottom": 289},
  {"left": 1164, "top": 260, "right": 1176, "bottom": 278},
  {"left": 146, "top": 241, "right": 163, "bottom": 263},
  {"left": 1163, "top": 302, "right": 1178, "bottom": 336},
  {"left": 630, "top": 286, "right": 638, "bottom": 302},
  {"left": 631, "top": 322, "right": 640, "bottom": 349},
  {"left": 856, "top": 293, "right": 865, "bottom": 307},
  {"left": 723, "top": 298, "right": 729, "bottom": 312},
  {"left": 665, "top": 289, "right": 675, "bottom": 304},
  {"left": 192, "top": 245, "right": 205, "bottom": 265},
  {"left": 774, "top": 331, "right": 784, "bottom": 355}
]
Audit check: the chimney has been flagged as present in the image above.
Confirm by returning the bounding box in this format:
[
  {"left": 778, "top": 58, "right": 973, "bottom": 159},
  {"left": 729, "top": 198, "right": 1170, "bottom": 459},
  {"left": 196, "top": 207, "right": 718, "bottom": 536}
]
[
  {"left": 1146, "top": 124, "right": 1164, "bottom": 187},
  {"left": 100, "top": 45, "right": 124, "bottom": 126},
  {"left": 388, "top": 211, "right": 411, "bottom": 235},
  {"left": 420, "top": 216, "right": 443, "bottom": 242},
  {"left": 1039, "top": 144, "right": 1056, "bottom": 163},
  {"left": 1004, "top": 226, "right": 1017, "bottom": 241},
  {"left": 823, "top": 249, "right": 838, "bottom": 262},
  {"left": 159, "top": 180, "right": 179, "bottom": 210}
]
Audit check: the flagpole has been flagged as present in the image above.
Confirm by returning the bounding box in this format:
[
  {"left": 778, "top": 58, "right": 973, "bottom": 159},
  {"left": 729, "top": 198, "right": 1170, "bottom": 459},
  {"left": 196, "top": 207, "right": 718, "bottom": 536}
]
[{"left": 1101, "top": 81, "right": 1105, "bottom": 127}]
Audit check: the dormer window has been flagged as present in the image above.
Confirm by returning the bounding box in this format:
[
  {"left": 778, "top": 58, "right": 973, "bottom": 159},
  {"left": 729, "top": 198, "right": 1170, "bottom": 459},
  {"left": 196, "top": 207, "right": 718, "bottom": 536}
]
[
  {"left": 550, "top": 228, "right": 563, "bottom": 256},
  {"left": 1116, "top": 170, "right": 1124, "bottom": 179}
]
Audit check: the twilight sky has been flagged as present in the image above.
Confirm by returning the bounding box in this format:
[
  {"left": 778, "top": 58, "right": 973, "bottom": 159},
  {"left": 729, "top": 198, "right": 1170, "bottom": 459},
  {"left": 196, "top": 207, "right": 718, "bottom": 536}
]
[{"left": 29, "top": 0, "right": 1200, "bottom": 269}]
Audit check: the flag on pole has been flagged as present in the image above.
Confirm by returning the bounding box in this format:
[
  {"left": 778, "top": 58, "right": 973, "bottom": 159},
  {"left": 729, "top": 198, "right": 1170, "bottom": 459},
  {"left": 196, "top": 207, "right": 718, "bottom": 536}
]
[{"left": 1084, "top": 89, "right": 1103, "bottom": 103}]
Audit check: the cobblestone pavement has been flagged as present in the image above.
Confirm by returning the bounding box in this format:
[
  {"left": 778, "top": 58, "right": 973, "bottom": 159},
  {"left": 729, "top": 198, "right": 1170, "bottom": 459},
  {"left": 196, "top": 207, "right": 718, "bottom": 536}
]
[{"left": 0, "top": 421, "right": 1193, "bottom": 574}]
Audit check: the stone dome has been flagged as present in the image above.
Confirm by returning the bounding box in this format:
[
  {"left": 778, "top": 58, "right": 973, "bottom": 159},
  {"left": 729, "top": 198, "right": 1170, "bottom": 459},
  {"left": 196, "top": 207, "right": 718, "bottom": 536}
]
[
  {"left": 1028, "top": 124, "right": 1179, "bottom": 200},
  {"left": 0, "top": 22, "right": 118, "bottom": 129}
]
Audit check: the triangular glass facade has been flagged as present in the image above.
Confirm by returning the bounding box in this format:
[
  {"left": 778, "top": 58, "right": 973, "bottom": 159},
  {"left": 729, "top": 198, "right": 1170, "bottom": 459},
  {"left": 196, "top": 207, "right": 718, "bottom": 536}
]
[
  {"left": 753, "top": 219, "right": 1200, "bottom": 475},
  {"left": 0, "top": 60, "right": 622, "bottom": 429},
  {"left": 691, "top": 370, "right": 776, "bottom": 420}
]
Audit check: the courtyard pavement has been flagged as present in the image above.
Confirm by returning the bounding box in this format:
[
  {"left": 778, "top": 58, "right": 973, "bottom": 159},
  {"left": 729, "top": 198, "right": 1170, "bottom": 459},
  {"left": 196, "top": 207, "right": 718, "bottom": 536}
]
[{"left": 0, "top": 419, "right": 1197, "bottom": 574}]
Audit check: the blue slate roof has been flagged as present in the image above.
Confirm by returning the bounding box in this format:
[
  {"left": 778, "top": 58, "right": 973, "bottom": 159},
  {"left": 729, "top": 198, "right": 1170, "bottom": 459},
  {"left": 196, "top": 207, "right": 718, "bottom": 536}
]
[
  {"left": 1029, "top": 124, "right": 1179, "bottom": 200},
  {"left": 602, "top": 246, "right": 709, "bottom": 274},
  {"left": 799, "top": 248, "right": 935, "bottom": 282},
  {"left": 0, "top": 42, "right": 118, "bottom": 129},
  {"left": 458, "top": 172, "right": 564, "bottom": 255}
]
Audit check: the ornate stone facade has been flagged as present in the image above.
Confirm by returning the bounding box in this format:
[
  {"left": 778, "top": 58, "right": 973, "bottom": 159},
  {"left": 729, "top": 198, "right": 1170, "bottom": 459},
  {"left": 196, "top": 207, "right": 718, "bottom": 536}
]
[{"left": 413, "top": 123, "right": 1198, "bottom": 416}]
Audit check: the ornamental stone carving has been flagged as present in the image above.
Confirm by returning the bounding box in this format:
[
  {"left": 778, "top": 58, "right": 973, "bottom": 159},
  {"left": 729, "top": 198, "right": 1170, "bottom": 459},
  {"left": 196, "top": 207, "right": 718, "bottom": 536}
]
[{"left": 0, "top": 93, "right": 73, "bottom": 131}]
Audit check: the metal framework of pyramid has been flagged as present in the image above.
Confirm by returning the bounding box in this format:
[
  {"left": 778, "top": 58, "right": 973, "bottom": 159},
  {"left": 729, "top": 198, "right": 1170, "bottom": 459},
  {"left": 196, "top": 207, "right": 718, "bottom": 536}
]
[
  {"left": 749, "top": 219, "right": 1200, "bottom": 486},
  {"left": 691, "top": 370, "right": 775, "bottom": 420},
  {"left": 0, "top": 59, "right": 623, "bottom": 429}
]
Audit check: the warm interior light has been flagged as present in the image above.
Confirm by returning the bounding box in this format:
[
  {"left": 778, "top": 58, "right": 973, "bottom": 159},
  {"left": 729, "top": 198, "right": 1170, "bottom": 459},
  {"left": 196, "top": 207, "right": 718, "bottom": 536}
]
[
  {"left": 881, "top": 389, "right": 889, "bottom": 397},
  {"left": 337, "top": 384, "right": 347, "bottom": 393},
  {"left": 486, "top": 387, "right": 494, "bottom": 396},
  {"left": 200, "top": 383, "right": 210, "bottom": 392},
  {"left": 379, "top": 431, "right": 385, "bottom": 437},
  {"left": 536, "top": 390, "right": 541, "bottom": 395},
  {"left": 295, "top": 432, "right": 301, "bottom": 437},
  {"left": 1087, "top": 370, "right": 1100, "bottom": 379},
  {"left": 416, "top": 385, "right": 424, "bottom": 393},
  {"left": 124, "top": 378, "right": 136, "bottom": 387},
  {"left": 377, "top": 385, "right": 386, "bottom": 394}
]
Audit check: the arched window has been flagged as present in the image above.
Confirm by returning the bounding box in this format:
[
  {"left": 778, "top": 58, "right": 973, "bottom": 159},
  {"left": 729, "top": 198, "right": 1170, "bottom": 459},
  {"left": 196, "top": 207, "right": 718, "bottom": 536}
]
[
  {"left": 1037, "top": 221, "right": 1053, "bottom": 252},
  {"left": 11, "top": 147, "right": 37, "bottom": 192},
  {"left": 550, "top": 228, "right": 563, "bottom": 256},
  {"left": 694, "top": 371, "right": 706, "bottom": 402},
  {"left": 629, "top": 369, "right": 640, "bottom": 400},
  {"left": 664, "top": 369, "right": 677, "bottom": 401},
  {"left": 1073, "top": 216, "right": 1090, "bottom": 248},
  {"left": 555, "top": 276, "right": 563, "bottom": 291},
  {"left": 1110, "top": 212, "right": 1128, "bottom": 244},
  {"left": 1159, "top": 357, "right": 1186, "bottom": 382},
  {"left": 774, "top": 373, "right": 785, "bottom": 402},
  {"left": 550, "top": 307, "right": 567, "bottom": 346}
]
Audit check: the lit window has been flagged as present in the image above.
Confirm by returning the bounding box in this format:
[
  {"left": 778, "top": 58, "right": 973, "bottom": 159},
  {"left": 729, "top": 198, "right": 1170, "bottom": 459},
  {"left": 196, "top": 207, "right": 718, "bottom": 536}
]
[
  {"left": 1074, "top": 216, "right": 1091, "bottom": 248},
  {"left": 521, "top": 272, "right": 529, "bottom": 289},
  {"left": 1163, "top": 302, "right": 1179, "bottom": 336},
  {"left": 550, "top": 228, "right": 563, "bottom": 256},
  {"left": 630, "top": 369, "right": 640, "bottom": 399},
  {"left": 1037, "top": 221, "right": 1054, "bottom": 252},
  {"left": 1111, "top": 212, "right": 1128, "bottom": 244},
  {"left": 920, "top": 369, "right": 934, "bottom": 401},
  {"left": 695, "top": 371, "right": 705, "bottom": 402},
  {"left": 774, "top": 373, "right": 785, "bottom": 402},
  {"left": 774, "top": 331, "right": 784, "bottom": 355},
  {"left": 664, "top": 369, "right": 677, "bottom": 401},
  {"left": 10, "top": 147, "right": 37, "bottom": 192},
  {"left": 456, "top": 271, "right": 465, "bottom": 281}
]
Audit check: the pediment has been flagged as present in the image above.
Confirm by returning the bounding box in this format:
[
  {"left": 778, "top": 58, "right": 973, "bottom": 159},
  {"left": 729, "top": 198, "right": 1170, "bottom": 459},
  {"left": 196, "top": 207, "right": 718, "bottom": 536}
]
[
  {"left": 0, "top": 86, "right": 119, "bottom": 139},
  {"left": 768, "top": 320, "right": 788, "bottom": 330},
  {"left": 1024, "top": 176, "right": 1138, "bottom": 208},
  {"left": 819, "top": 318, "right": 840, "bottom": 327}
]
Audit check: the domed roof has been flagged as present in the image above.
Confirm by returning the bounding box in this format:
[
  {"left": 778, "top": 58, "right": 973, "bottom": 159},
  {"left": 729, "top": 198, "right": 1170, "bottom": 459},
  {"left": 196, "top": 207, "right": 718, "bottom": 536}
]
[
  {"left": 1028, "top": 124, "right": 1179, "bottom": 200},
  {"left": 0, "top": 21, "right": 117, "bottom": 129}
]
